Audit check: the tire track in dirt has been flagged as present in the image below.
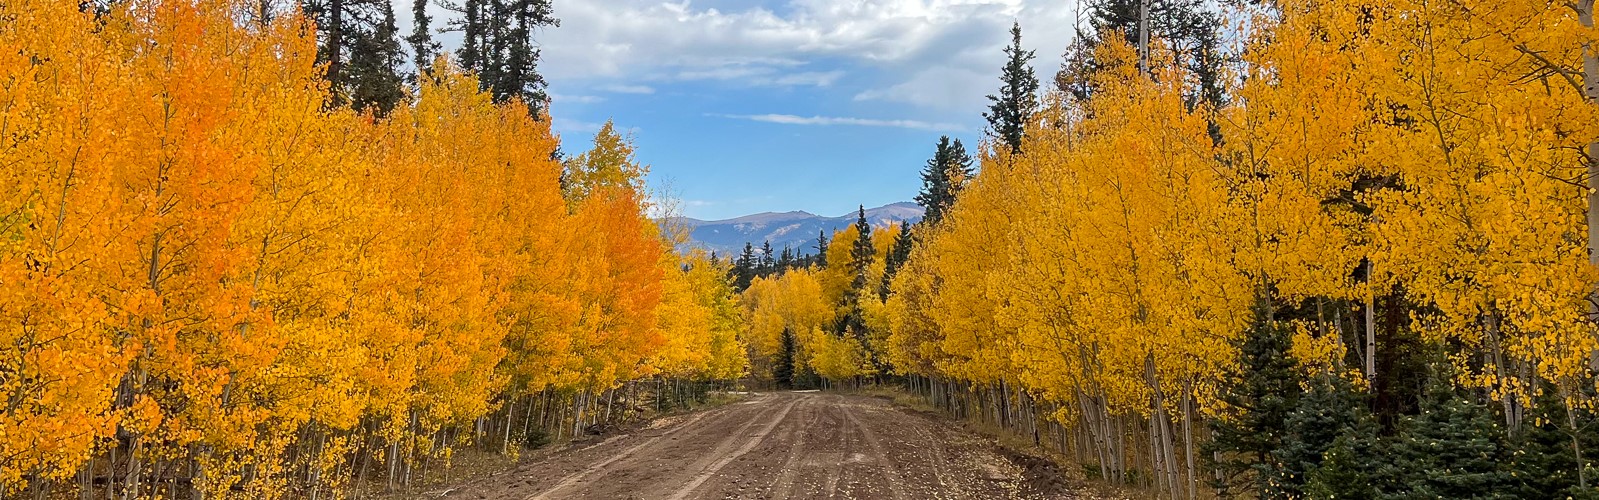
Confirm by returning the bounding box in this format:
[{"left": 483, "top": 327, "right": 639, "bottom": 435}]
[
  {"left": 663, "top": 396, "right": 800, "bottom": 499},
  {"left": 448, "top": 391, "right": 1084, "bottom": 500},
  {"left": 764, "top": 395, "right": 819, "bottom": 497},
  {"left": 523, "top": 395, "right": 769, "bottom": 500},
  {"left": 839, "top": 397, "right": 910, "bottom": 500}
]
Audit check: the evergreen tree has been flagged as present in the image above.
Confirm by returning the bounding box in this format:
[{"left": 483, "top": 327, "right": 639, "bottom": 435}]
[
  {"left": 760, "top": 241, "right": 776, "bottom": 277},
  {"left": 1383, "top": 374, "right": 1515, "bottom": 499},
  {"left": 1275, "top": 372, "right": 1377, "bottom": 498},
  {"left": 773, "top": 327, "right": 796, "bottom": 389},
  {"left": 450, "top": 0, "right": 559, "bottom": 117},
  {"left": 779, "top": 246, "right": 794, "bottom": 272},
  {"left": 815, "top": 230, "right": 830, "bottom": 268},
  {"left": 1509, "top": 384, "right": 1599, "bottom": 499},
  {"left": 732, "top": 243, "right": 756, "bottom": 291},
  {"left": 1055, "top": 0, "right": 1224, "bottom": 113},
  {"left": 916, "top": 137, "right": 975, "bottom": 226},
  {"left": 301, "top": 0, "right": 406, "bottom": 114},
  {"left": 880, "top": 223, "right": 914, "bottom": 300},
  {"left": 1304, "top": 431, "right": 1384, "bottom": 500},
  {"left": 343, "top": 0, "right": 405, "bottom": 114},
  {"left": 1206, "top": 301, "right": 1302, "bottom": 498},
  {"left": 984, "top": 22, "right": 1038, "bottom": 155},
  {"left": 407, "top": 0, "right": 439, "bottom": 80},
  {"left": 849, "top": 205, "right": 875, "bottom": 295}
]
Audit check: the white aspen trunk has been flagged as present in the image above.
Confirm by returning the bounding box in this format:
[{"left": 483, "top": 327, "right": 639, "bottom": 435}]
[
  {"left": 1578, "top": 0, "right": 1599, "bottom": 373},
  {"left": 1182, "top": 382, "right": 1197, "bottom": 500},
  {"left": 1365, "top": 261, "right": 1377, "bottom": 383},
  {"left": 503, "top": 400, "right": 515, "bottom": 453},
  {"left": 1137, "top": 0, "right": 1151, "bottom": 74}
]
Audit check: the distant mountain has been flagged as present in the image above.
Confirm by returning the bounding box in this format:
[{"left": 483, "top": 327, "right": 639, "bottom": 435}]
[{"left": 671, "top": 202, "right": 924, "bottom": 257}]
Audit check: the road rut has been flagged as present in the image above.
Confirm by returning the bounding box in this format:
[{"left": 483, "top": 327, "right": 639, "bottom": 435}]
[{"left": 439, "top": 391, "right": 1080, "bottom": 499}]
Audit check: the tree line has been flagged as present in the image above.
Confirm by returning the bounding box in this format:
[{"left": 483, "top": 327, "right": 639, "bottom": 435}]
[{"left": 0, "top": 1, "right": 745, "bottom": 497}]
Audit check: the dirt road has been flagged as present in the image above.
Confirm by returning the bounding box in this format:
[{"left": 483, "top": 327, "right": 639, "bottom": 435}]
[{"left": 436, "top": 391, "right": 1081, "bottom": 499}]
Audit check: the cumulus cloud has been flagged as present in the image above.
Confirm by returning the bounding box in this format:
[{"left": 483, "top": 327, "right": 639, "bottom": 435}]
[
  {"left": 712, "top": 113, "right": 967, "bottom": 131},
  {"left": 396, "top": 1, "right": 1084, "bottom": 112},
  {"left": 551, "top": 94, "right": 606, "bottom": 104},
  {"left": 600, "top": 84, "right": 657, "bottom": 94},
  {"left": 535, "top": 1, "right": 1079, "bottom": 102}
]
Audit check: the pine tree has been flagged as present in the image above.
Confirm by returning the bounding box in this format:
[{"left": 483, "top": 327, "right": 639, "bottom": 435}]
[
  {"left": 815, "top": 230, "right": 830, "bottom": 268},
  {"left": 1509, "top": 384, "right": 1599, "bottom": 499},
  {"left": 732, "top": 243, "right": 756, "bottom": 291},
  {"left": 1304, "top": 431, "right": 1384, "bottom": 500},
  {"left": 984, "top": 22, "right": 1038, "bottom": 155},
  {"left": 916, "top": 137, "right": 975, "bottom": 227},
  {"left": 450, "top": 0, "right": 559, "bottom": 117},
  {"left": 779, "top": 246, "right": 794, "bottom": 272},
  {"left": 1384, "top": 374, "right": 1515, "bottom": 499},
  {"left": 1055, "top": 0, "right": 1224, "bottom": 110},
  {"left": 407, "top": 0, "right": 439, "bottom": 80},
  {"left": 760, "top": 241, "right": 776, "bottom": 277},
  {"left": 1275, "top": 372, "right": 1377, "bottom": 498},
  {"left": 773, "top": 327, "right": 796, "bottom": 389},
  {"left": 1206, "top": 301, "right": 1302, "bottom": 498},
  {"left": 849, "top": 205, "right": 875, "bottom": 295},
  {"left": 344, "top": 0, "right": 405, "bottom": 114},
  {"left": 301, "top": 0, "right": 406, "bottom": 113},
  {"left": 880, "top": 223, "right": 914, "bottom": 300}
]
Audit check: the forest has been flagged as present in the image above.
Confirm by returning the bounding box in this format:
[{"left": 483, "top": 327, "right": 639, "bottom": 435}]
[{"left": 3, "top": 0, "right": 1598, "bottom": 498}]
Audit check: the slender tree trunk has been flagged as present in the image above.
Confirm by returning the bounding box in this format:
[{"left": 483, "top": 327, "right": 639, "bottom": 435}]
[
  {"left": 1365, "top": 261, "right": 1377, "bottom": 383},
  {"left": 1576, "top": 0, "right": 1599, "bottom": 373},
  {"left": 1137, "top": 0, "right": 1151, "bottom": 74}
]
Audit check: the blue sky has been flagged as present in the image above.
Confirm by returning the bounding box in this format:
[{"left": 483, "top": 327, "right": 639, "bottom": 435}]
[{"left": 402, "top": 0, "right": 1084, "bottom": 220}]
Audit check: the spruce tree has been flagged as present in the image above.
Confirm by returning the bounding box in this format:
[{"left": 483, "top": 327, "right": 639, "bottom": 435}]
[
  {"left": 815, "top": 230, "right": 829, "bottom": 268},
  {"left": 301, "top": 0, "right": 406, "bottom": 114},
  {"left": 450, "top": 0, "right": 558, "bottom": 117},
  {"left": 1055, "top": 0, "right": 1224, "bottom": 112},
  {"left": 779, "top": 246, "right": 794, "bottom": 272},
  {"left": 407, "top": 0, "right": 439, "bottom": 79},
  {"left": 916, "top": 137, "right": 975, "bottom": 226},
  {"left": 1509, "top": 383, "right": 1599, "bottom": 499},
  {"left": 1275, "top": 372, "right": 1378, "bottom": 498},
  {"left": 344, "top": 0, "right": 405, "bottom": 114},
  {"left": 1303, "top": 429, "right": 1384, "bottom": 500},
  {"left": 849, "top": 205, "right": 875, "bottom": 295},
  {"left": 880, "top": 223, "right": 914, "bottom": 300},
  {"left": 760, "top": 241, "right": 776, "bottom": 277},
  {"left": 732, "top": 243, "right": 756, "bottom": 291},
  {"left": 773, "top": 327, "right": 796, "bottom": 389},
  {"left": 1384, "top": 374, "right": 1515, "bottom": 499},
  {"left": 1206, "top": 301, "right": 1302, "bottom": 498},
  {"left": 984, "top": 22, "right": 1038, "bottom": 155}
]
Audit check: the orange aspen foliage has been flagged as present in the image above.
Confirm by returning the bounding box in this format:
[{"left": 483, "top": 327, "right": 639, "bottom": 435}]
[{"left": 0, "top": 0, "right": 744, "bottom": 494}]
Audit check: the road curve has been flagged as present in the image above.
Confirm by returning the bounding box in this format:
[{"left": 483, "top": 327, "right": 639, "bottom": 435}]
[{"left": 439, "top": 391, "right": 1077, "bottom": 500}]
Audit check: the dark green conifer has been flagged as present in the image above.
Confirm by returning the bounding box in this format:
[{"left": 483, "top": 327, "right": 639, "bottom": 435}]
[
  {"left": 1383, "top": 373, "right": 1515, "bottom": 499},
  {"left": 773, "top": 327, "right": 797, "bottom": 389},
  {"left": 984, "top": 22, "right": 1038, "bottom": 155},
  {"left": 1206, "top": 300, "right": 1301, "bottom": 498}
]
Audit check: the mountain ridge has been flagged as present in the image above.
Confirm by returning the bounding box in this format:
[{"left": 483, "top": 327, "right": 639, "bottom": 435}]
[{"left": 673, "top": 202, "right": 924, "bottom": 257}]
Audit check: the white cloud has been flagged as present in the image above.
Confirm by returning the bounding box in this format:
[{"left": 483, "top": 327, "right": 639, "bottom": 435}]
[
  {"left": 396, "top": 1, "right": 1085, "bottom": 111},
  {"left": 713, "top": 113, "right": 966, "bottom": 131},
  {"left": 551, "top": 94, "right": 606, "bottom": 104},
  {"left": 534, "top": 0, "right": 1081, "bottom": 101},
  {"left": 853, "top": 66, "right": 992, "bottom": 110},
  {"left": 600, "top": 84, "right": 657, "bottom": 94},
  {"left": 554, "top": 118, "right": 606, "bottom": 136}
]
